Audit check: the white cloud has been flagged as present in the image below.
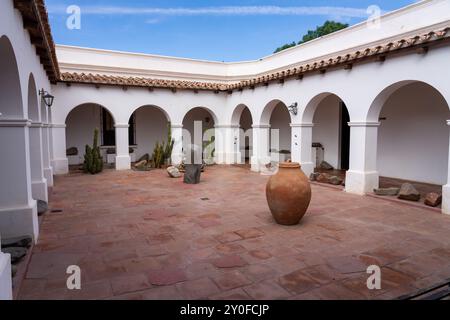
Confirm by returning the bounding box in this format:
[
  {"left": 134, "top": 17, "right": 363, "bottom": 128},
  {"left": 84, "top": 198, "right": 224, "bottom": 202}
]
[{"left": 48, "top": 5, "right": 370, "bottom": 19}]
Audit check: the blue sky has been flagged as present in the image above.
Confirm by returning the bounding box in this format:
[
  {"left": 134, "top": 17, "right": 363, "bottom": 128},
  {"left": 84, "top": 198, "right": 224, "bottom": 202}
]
[{"left": 46, "top": 0, "right": 418, "bottom": 62}]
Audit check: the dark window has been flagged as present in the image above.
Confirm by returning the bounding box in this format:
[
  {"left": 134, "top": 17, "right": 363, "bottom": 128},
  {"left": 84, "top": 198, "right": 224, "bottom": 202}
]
[
  {"left": 340, "top": 103, "right": 350, "bottom": 171},
  {"left": 101, "top": 109, "right": 136, "bottom": 146}
]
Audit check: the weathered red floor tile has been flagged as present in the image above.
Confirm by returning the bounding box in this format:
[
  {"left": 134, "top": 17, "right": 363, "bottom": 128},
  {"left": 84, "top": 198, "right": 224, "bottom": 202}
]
[
  {"left": 111, "top": 273, "right": 152, "bottom": 296},
  {"left": 234, "top": 228, "right": 265, "bottom": 239},
  {"left": 211, "top": 270, "right": 252, "bottom": 291},
  {"left": 278, "top": 269, "right": 321, "bottom": 295},
  {"left": 176, "top": 278, "right": 220, "bottom": 299},
  {"left": 147, "top": 268, "right": 188, "bottom": 286},
  {"left": 243, "top": 280, "right": 292, "bottom": 300},
  {"left": 211, "top": 255, "right": 248, "bottom": 268}
]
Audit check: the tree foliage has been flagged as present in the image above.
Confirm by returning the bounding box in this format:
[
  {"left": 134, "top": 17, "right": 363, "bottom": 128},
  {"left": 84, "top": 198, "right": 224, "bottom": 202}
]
[{"left": 274, "top": 21, "right": 349, "bottom": 53}]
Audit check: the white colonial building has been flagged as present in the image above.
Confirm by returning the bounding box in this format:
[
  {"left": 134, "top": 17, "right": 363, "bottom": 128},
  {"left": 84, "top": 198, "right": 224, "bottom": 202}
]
[{"left": 1, "top": 0, "right": 450, "bottom": 299}]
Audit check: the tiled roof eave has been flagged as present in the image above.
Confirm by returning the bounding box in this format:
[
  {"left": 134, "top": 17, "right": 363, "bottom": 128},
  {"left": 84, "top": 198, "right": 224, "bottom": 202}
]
[{"left": 59, "top": 26, "right": 450, "bottom": 92}]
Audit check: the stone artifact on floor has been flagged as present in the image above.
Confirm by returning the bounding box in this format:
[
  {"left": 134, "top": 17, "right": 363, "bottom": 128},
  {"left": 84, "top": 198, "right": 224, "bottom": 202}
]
[
  {"left": 398, "top": 183, "right": 421, "bottom": 201},
  {"left": 425, "top": 192, "right": 442, "bottom": 207},
  {"left": 167, "top": 166, "right": 182, "bottom": 178},
  {"left": 374, "top": 187, "right": 401, "bottom": 196},
  {"left": 184, "top": 164, "right": 202, "bottom": 184},
  {"left": 37, "top": 200, "right": 48, "bottom": 216}
]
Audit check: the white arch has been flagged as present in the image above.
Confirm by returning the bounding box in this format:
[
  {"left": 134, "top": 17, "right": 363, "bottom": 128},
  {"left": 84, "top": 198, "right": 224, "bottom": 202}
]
[
  {"left": 64, "top": 103, "right": 116, "bottom": 124},
  {"left": 230, "top": 103, "right": 255, "bottom": 126},
  {"left": 182, "top": 106, "right": 219, "bottom": 125},
  {"left": 301, "top": 92, "right": 349, "bottom": 124},
  {"left": 260, "top": 99, "right": 291, "bottom": 125},
  {"left": 27, "top": 73, "right": 40, "bottom": 122},
  {"left": 0, "top": 35, "right": 23, "bottom": 119},
  {"left": 127, "top": 104, "right": 171, "bottom": 123},
  {"left": 366, "top": 80, "right": 450, "bottom": 123}
]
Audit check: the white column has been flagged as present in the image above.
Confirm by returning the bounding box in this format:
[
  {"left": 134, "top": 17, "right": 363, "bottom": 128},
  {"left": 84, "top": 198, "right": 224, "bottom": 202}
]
[
  {"left": 251, "top": 124, "right": 271, "bottom": 172},
  {"left": 51, "top": 124, "right": 69, "bottom": 175},
  {"left": 115, "top": 124, "right": 131, "bottom": 170},
  {"left": 291, "top": 123, "right": 314, "bottom": 177},
  {"left": 29, "top": 122, "right": 48, "bottom": 202},
  {"left": 0, "top": 235, "right": 12, "bottom": 300},
  {"left": 0, "top": 119, "right": 39, "bottom": 242},
  {"left": 441, "top": 120, "right": 450, "bottom": 215},
  {"left": 42, "top": 123, "right": 54, "bottom": 187},
  {"left": 171, "top": 124, "right": 184, "bottom": 165},
  {"left": 215, "top": 124, "right": 238, "bottom": 164},
  {"left": 345, "top": 122, "right": 380, "bottom": 195}
]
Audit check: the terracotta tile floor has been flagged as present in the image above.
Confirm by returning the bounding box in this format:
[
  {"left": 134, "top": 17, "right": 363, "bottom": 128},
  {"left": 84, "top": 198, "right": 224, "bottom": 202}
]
[{"left": 18, "top": 166, "right": 450, "bottom": 300}]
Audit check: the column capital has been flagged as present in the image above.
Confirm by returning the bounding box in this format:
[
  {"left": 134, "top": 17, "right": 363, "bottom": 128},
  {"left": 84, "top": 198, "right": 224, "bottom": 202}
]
[
  {"left": 290, "top": 123, "right": 314, "bottom": 128},
  {"left": 347, "top": 122, "right": 381, "bottom": 127},
  {"left": 215, "top": 124, "right": 240, "bottom": 129},
  {"left": 51, "top": 123, "right": 66, "bottom": 128},
  {"left": 447, "top": 120, "right": 450, "bottom": 126},
  {"left": 0, "top": 119, "right": 31, "bottom": 127},
  {"left": 30, "top": 122, "right": 43, "bottom": 128},
  {"left": 171, "top": 124, "right": 184, "bottom": 129},
  {"left": 252, "top": 124, "right": 271, "bottom": 129},
  {"left": 114, "top": 123, "right": 129, "bottom": 129}
]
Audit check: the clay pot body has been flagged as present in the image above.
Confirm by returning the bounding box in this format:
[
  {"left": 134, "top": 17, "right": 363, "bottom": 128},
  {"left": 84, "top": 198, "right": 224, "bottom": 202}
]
[{"left": 266, "top": 162, "right": 312, "bottom": 225}]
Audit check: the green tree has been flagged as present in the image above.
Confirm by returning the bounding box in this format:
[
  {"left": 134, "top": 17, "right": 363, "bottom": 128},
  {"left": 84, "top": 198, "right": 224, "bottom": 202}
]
[{"left": 274, "top": 21, "right": 349, "bottom": 53}]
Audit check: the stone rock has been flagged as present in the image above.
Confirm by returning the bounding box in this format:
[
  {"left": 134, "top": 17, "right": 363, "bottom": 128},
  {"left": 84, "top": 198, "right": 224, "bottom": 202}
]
[
  {"left": 316, "top": 173, "right": 332, "bottom": 184},
  {"left": 184, "top": 164, "right": 202, "bottom": 184},
  {"left": 1, "top": 236, "right": 32, "bottom": 249},
  {"left": 134, "top": 160, "right": 147, "bottom": 168},
  {"left": 398, "top": 183, "right": 421, "bottom": 202},
  {"left": 329, "top": 176, "right": 344, "bottom": 186},
  {"left": 38, "top": 200, "right": 48, "bottom": 216},
  {"left": 424, "top": 193, "right": 442, "bottom": 207},
  {"left": 309, "top": 172, "right": 320, "bottom": 181},
  {"left": 3, "top": 247, "right": 27, "bottom": 264},
  {"left": 137, "top": 153, "right": 150, "bottom": 163},
  {"left": 204, "top": 158, "right": 215, "bottom": 166},
  {"left": 66, "top": 147, "right": 78, "bottom": 156},
  {"left": 167, "top": 166, "right": 182, "bottom": 178},
  {"left": 374, "top": 187, "right": 400, "bottom": 196},
  {"left": 319, "top": 161, "right": 334, "bottom": 170}
]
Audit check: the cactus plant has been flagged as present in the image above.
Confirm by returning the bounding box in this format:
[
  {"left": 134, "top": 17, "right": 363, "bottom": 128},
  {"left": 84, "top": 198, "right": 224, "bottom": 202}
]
[
  {"left": 83, "top": 128, "right": 104, "bottom": 174},
  {"left": 151, "top": 122, "right": 175, "bottom": 168}
]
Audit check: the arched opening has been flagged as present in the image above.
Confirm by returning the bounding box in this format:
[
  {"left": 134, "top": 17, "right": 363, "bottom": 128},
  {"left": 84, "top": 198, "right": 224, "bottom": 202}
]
[
  {"left": 371, "top": 81, "right": 450, "bottom": 201},
  {"left": 128, "top": 105, "right": 171, "bottom": 163},
  {"left": 0, "top": 36, "right": 23, "bottom": 118},
  {"left": 261, "top": 100, "right": 292, "bottom": 165},
  {"left": 303, "top": 93, "right": 350, "bottom": 184},
  {"left": 231, "top": 104, "right": 253, "bottom": 165},
  {"left": 28, "top": 74, "right": 47, "bottom": 202},
  {"left": 182, "top": 107, "right": 217, "bottom": 164},
  {"left": 65, "top": 103, "right": 116, "bottom": 169}
]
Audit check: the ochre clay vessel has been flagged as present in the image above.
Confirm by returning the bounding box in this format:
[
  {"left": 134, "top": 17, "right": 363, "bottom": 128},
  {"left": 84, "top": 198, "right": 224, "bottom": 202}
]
[{"left": 266, "top": 161, "right": 312, "bottom": 225}]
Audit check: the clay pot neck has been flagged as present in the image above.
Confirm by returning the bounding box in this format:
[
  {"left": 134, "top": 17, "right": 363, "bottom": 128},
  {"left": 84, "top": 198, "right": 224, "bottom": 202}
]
[{"left": 279, "top": 161, "right": 301, "bottom": 169}]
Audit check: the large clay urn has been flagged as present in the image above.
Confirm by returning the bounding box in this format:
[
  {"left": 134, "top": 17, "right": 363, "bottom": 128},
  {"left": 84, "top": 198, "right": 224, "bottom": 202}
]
[{"left": 266, "top": 161, "right": 312, "bottom": 226}]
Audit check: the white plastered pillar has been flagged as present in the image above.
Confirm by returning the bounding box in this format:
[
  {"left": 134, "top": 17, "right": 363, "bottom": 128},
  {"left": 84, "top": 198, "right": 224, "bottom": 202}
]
[
  {"left": 345, "top": 122, "right": 380, "bottom": 195},
  {"left": 171, "top": 124, "right": 184, "bottom": 165},
  {"left": 0, "top": 234, "right": 12, "bottom": 300},
  {"left": 51, "top": 124, "right": 69, "bottom": 175},
  {"left": 42, "top": 123, "right": 54, "bottom": 187},
  {"left": 291, "top": 123, "right": 314, "bottom": 177},
  {"left": 441, "top": 120, "right": 450, "bottom": 215},
  {"left": 29, "top": 122, "right": 48, "bottom": 202},
  {"left": 251, "top": 124, "right": 271, "bottom": 172},
  {"left": 0, "top": 119, "right": 39, "bottom": 242},
  {"left": 115, "top": 123, "right": 131, "bottom": 170},
  {"left": 215, "top": 124, "right": 238, "bottom": 164}
]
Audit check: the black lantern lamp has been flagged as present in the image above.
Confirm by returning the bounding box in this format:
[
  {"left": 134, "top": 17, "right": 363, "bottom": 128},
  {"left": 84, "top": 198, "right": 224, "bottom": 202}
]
[
  {"left": 39, "top": 89, "right": 55, "bottom": 107},
  {"left": 288, "top": 102, "right": 298, "bottom": 116}
]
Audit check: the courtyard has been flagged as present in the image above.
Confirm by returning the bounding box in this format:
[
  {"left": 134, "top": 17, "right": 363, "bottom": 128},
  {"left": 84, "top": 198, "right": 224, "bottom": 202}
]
[{"left": 17, "top": 166, "right": 450, "bottom": 300}]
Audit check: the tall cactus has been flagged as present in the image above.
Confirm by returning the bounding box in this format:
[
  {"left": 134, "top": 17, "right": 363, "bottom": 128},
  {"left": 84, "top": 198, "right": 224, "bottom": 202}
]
[
  {"left": 83, "top": 128, "right": 104, "bottom": 174},
  {"left": 151, "top": 122, "right": 175, "bottom": 168}
]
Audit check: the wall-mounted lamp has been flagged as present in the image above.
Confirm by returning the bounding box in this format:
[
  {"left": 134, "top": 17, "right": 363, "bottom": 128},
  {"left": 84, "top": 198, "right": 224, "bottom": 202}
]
[
  {"left": 288, "top": 102, "right": 298, "bottom": 116},
  {"left": 39, "top": 89, "right": 55, "bottom": 107}
]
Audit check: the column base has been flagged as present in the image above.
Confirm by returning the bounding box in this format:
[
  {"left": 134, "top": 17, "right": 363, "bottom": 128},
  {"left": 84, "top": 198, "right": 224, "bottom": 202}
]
[
  {"left": 300, "top": 162, "right": 315, "bottom": 178},
  {"left": 0, "top": 252, "right": 12, "bottom": 300},
  {"left": 251, "top": 156, "right": 271, "bottom": 172},
  {"left": 44, "top": 167, "right": 54, "bottom": 187},
  {"left": 215, "top": 152, "right": 239, "bottom": 165},
  {"left": 442, "top": 184, "right": 450, "bottom": 215},
  {"left": 52, "top": 158, "right": 69, "bottom": 175},
  {"left": 0, "top": 200, "right": 39, "bottom": 243},
  {"left": 115, "top": 155, "right": 131, "bottom": 170},
  {"left": 171, "top": 153, "right": 183, "bottom": 166},
  {"left": 32, "top": 178, "right": 48, "bottom": 202},
  {"left": 345, "top": 170, "right": 379, "bottom": 195}
]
